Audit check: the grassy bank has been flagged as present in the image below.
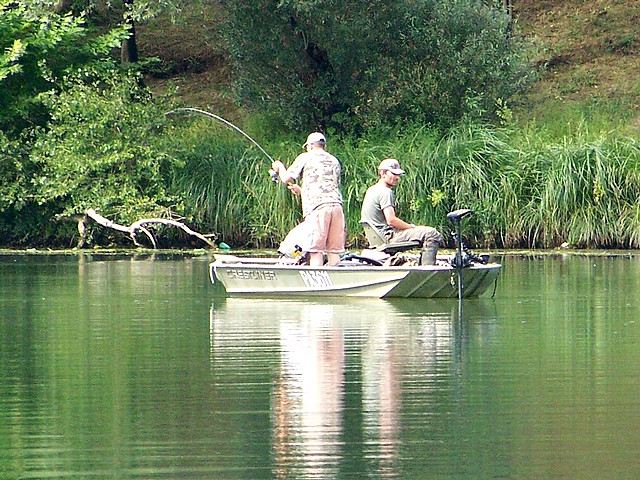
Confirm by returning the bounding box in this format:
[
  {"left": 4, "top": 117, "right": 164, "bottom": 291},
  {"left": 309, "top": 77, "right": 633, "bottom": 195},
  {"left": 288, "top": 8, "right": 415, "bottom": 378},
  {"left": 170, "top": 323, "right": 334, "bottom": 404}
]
[
  {"left": 3, "top": 1, "right": 638, "bottom": 251},
  {"left": 169, "top": 116, "right": 640, "bottom": 251},
  {"left": 132, "top": 0, "right": 640, "bottom": 251}
]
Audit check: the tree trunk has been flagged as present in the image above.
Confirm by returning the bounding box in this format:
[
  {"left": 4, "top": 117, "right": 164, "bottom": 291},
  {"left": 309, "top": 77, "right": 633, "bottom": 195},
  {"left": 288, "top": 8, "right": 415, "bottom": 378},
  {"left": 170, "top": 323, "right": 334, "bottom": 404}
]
[
  {"left": 54, "top": 0, "right": 72, "bottom": 14},
  {"left": 503, "top": 0, "right": 513, "bottom": 31},
  {"left": 121, "top": 0, "right": 139, "bottom": 64}
]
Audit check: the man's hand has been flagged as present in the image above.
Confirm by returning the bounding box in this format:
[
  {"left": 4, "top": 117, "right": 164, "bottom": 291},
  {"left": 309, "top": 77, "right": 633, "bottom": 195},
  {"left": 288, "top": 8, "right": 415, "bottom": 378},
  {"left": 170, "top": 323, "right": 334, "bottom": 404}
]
[
  {"left": 271, "top": 160, "right": 299, "bottom": 186},
  {"left": 271, "top": 160, "right": 285, "bottom": 173},
  {"left": 271, "top": 160, "right": 294, "bottom": 185},
  {"left": 287, "top": 184, "right": 301, "bottom": 196}
]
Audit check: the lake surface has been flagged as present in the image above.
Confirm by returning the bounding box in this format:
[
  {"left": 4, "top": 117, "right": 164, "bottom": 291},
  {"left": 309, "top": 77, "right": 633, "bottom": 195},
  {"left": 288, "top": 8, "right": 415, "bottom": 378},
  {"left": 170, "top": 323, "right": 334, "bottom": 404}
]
[{"left": 2, "top": 252, "right": 640, "bottom": 479}]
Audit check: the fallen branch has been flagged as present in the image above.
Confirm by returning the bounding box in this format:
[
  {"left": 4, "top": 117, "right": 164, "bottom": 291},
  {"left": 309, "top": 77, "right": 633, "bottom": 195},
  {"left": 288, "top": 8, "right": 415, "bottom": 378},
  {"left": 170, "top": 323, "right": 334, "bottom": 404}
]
[{"left": 78, "top": 208, "right": 217, "bottom": 248}]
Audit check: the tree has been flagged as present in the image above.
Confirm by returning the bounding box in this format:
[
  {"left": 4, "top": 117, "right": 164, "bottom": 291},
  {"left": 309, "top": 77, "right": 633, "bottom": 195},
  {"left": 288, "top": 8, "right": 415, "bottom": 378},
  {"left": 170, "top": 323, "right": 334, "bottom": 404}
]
[
  {"left": 13, "top": 74, "right": 182, "bottom": 245},
  {"left": 121, "top": 0, "right": 139, "bottom": 64},
  {"left": 0, "top": 0, "right": 127, "bottom": 137},
  {"left": 54, "top": 0, "right": 72, "bottom": 13},
  {"left": 12, "top": 0, "right": 199, "bottom": 67},
  {"left": 0, "top": 1, "right": 172, "bottom": 246},
  {"left": 219, "top": 0, "right": 533, "bottom": 132}
]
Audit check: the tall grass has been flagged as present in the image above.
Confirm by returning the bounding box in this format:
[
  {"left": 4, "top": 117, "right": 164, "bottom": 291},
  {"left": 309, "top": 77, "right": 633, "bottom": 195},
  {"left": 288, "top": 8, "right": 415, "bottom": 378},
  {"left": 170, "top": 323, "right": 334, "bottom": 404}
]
[
  {"left": 515, "top": 96, "right": 640, "bottom": 142},
  {"left": 170, "top": 117, "right": 640, "bottom": 250},
  {"left": 534, "top": 136, "right": 640, "bottom": 248},
  {"left": 170, "top": 120, "right": 304, "bottom": 248}
]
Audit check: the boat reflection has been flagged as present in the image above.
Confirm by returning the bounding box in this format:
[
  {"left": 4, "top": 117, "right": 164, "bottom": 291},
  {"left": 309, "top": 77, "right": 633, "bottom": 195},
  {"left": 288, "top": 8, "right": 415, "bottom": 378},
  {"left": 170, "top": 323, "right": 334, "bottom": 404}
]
[{"left": 209, "top": 298, "right": 497, "bottom": 478}]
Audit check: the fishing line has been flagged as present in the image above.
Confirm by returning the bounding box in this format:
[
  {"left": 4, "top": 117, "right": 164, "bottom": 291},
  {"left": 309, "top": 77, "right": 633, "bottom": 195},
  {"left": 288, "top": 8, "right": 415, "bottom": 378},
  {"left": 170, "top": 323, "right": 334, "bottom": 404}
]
[{"left": 164, "top": 107, "right": 275, "bottom": 164}]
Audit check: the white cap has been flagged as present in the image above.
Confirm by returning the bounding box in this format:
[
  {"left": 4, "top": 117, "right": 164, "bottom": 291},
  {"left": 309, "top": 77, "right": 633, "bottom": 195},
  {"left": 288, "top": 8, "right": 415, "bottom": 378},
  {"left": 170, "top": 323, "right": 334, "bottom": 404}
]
[
  {"left": 302, "top": 132, "right": 326, "bottom": 147},
  {"left": 378, "top": 158, "right": 405, "bottom": 175}
]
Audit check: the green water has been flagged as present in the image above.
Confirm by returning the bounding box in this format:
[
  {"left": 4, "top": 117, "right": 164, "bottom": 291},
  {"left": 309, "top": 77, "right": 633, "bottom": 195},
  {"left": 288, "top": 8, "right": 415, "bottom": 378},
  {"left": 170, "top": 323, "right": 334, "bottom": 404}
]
[{"left": 1, "top": 252, "right": 640, "bottom": 479}]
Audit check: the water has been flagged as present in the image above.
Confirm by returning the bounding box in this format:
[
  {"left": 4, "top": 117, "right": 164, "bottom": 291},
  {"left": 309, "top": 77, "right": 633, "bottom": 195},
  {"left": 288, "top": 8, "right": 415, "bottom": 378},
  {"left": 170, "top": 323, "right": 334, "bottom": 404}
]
[{"left": 2, "top": 252, "right": 640, "bottom": 479}]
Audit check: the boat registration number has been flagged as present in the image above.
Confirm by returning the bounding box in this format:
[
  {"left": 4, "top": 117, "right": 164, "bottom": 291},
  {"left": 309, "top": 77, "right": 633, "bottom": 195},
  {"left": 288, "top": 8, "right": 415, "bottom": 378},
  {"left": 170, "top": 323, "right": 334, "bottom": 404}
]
[{"left": 299, "top": 270, "right": 333, "bottom": 288}]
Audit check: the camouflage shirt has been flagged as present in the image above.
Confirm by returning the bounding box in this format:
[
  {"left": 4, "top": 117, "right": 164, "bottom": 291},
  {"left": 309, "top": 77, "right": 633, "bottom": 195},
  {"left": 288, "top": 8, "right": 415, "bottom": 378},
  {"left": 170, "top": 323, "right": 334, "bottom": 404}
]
[{"left": 286, "top": 149, "right": 343, "bottom": 218}]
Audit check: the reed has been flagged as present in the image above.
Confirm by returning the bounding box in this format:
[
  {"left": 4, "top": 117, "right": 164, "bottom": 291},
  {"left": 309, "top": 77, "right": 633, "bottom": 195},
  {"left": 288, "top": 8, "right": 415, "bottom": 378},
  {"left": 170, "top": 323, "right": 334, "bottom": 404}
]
[
  {"left": 171, "top": 117, "right": 640, "bottom": 250},
  {"left": 533, "top": 136, "right": 640, "bottom": 248},
  {"left": 170, "top": 121, "right": 303, "bottom": 248}
]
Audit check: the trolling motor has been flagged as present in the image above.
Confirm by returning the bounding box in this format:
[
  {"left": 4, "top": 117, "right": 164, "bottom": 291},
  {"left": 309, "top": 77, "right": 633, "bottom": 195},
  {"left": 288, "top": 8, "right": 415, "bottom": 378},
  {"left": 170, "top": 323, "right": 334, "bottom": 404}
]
[
  {"left": 447, "top": 209, "right": 473, "bottom": 269},
  {"left": 446, "top": 208, "right": 490, "bottom": 301},
  {"left": 447, "top": 208, "right": 470, "bottom": 301},
  {"left": 446, "top": 209, "right": 489, "bottom": 268}
]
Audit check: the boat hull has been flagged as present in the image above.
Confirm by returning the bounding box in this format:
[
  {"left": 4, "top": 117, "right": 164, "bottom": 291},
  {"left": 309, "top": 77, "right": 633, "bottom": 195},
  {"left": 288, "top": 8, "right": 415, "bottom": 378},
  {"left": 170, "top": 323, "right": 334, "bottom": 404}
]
[{"left": 209, "top": 257, "right": 501, "bottom": 298}]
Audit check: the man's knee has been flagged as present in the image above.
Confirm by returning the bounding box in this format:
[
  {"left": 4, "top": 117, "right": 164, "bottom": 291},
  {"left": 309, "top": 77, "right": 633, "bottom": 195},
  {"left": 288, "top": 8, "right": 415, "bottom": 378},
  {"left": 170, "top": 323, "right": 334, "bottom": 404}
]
[{"left": 418, "top": 226, "right": 443, "bottom": 246}]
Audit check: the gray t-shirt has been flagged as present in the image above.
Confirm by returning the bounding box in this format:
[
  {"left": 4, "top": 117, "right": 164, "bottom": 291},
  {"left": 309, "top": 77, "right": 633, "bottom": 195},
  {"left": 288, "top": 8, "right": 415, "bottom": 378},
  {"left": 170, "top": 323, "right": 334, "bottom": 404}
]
[
  {"left": 287, "top": 149, "right": 342, "bottom": 218},
  {"left": 360, "top": 182, "right": 395, "bottom": 240}
]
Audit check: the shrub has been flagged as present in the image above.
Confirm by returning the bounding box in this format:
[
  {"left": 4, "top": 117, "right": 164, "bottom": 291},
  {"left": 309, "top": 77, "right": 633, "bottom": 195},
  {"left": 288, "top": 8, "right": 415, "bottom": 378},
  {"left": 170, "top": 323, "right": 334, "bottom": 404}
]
[
  {"left": 0, "top": 1, "right": 126, "bottom": 138},
  {"left": 12, "top": 73, "right": 182, "bottom": 246}
]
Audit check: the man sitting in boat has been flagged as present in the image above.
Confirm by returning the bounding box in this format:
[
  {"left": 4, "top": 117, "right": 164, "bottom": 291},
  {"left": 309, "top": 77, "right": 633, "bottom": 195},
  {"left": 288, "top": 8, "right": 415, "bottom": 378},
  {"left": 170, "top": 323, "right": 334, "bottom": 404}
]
[{"left": 360, "top": 158, "right": 444, "bottom": 265}]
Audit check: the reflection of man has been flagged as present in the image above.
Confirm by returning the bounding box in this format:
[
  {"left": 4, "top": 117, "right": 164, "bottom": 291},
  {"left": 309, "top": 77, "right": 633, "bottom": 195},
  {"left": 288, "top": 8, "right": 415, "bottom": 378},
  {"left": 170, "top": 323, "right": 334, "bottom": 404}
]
[
  {"left": 362, "top": 319, "right": 400, "bottom": 478},
  {"left": 361, "top": 158, "right": 444, "bottom": 265},
  {"left": 272, "top": 304, "right": 344, "bottom": 478}
]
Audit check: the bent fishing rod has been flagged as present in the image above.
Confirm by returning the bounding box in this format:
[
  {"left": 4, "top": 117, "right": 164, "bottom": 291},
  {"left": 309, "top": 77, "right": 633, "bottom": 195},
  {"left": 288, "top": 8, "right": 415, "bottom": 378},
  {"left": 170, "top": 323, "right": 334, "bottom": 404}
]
[{"left": 164, "top": 107, "right": 276, "bottom": 164}]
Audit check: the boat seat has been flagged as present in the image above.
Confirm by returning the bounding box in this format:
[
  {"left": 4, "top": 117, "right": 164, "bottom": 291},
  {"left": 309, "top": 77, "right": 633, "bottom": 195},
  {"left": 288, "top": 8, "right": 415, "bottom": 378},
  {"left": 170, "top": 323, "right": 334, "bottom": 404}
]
[{"left": 360, "top": 220, "right": 421, "bottom": 254}]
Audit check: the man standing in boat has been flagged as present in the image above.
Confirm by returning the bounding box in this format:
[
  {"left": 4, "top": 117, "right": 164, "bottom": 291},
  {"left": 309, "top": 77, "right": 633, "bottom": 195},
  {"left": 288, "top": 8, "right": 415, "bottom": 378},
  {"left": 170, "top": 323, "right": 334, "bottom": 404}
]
[
  {"left": 361, "top": 158, "right": 444, "bottom": 265},
  {"left": 271, "top": 132, "right": 345, "bottom": 267}
]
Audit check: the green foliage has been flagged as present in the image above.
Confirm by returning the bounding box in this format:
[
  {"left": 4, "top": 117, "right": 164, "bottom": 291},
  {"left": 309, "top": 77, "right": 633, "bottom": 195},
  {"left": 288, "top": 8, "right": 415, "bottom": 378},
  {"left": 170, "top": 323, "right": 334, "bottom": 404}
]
[
  {"left": 170, "top": 118, "right": 640, "bottom": 251},
  {"left": 416, "top": 124, "right": 640, "bottom": 249},
  {"left": 2, "top": 1, "right": 639, "bottom": 251},
  {"left": 0, "top": 1, "right": 127, "bottom": 137},
  {"left": 0, "top": 131, "right": 30, "bottom": 212},
  {"left": 4, "top": 96, "right": 640, "bottom": 249},
  {"left": 515, "top": 97, "right": 640, "bottom": 142},
  {"left": 12, "top": 73, "right": 182, "bottom": 245},
  {"left": 19, "top": 0, "right": 198, "bottom": 22},
  {"left": 219, "top": 0, "right": 533, "bottom": 133},
  {"left": 529, "top": 137, "right": 640, "bottom": 248}
]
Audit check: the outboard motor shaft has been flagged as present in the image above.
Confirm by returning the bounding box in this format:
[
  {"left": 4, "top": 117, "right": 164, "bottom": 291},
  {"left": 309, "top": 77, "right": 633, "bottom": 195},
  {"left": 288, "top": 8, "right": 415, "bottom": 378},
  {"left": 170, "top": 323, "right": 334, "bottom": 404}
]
[{"left": 446, "top": 208, "right": 473, "bottom": 301}]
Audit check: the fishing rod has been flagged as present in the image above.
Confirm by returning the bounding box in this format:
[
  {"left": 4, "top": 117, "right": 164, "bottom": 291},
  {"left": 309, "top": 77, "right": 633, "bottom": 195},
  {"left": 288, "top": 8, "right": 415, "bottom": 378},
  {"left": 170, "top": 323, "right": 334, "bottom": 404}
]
[{"left": 164, "top": 107, "right": 276, "bottom": 165}]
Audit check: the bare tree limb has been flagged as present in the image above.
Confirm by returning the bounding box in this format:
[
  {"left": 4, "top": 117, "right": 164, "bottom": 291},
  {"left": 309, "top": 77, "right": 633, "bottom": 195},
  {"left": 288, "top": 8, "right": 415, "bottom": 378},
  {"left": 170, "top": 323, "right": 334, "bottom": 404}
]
[{"left": 79, "top": 208, "right": 217, "bottom": 248}]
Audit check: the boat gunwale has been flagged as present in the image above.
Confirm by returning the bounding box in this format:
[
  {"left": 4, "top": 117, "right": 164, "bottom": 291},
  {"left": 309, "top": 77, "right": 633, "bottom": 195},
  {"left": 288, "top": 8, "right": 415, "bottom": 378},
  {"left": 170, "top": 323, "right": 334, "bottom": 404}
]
[{"left": 210, "top": 257, "right": 502, "bottom": 274}]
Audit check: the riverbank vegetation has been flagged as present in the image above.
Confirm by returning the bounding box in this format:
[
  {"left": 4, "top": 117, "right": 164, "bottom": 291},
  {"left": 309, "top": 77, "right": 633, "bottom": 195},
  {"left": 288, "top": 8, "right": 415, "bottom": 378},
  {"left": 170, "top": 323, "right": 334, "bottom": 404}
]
[
  {"left": 172, "top": 120, "right": 640, "bottom": 250},
  {"left": 2, "top": 0, "right": 639, "bottom": 250}
]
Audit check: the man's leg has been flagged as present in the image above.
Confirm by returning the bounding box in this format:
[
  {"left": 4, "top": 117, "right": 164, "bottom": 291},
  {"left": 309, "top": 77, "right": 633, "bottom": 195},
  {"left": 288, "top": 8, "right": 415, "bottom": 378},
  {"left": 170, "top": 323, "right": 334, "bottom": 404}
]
[
  {"left": 391, "top": 226, "right": 443, "bottom": 265},
  {"left": 391, "top": 225, "right": 443, "bottom": 245},
  {"left": 420, "top": 241, "right": 439, "bottom": 265},
  {"left": 326, "top": 252, "right": 341, "bottom": 265},
  {"left": 309, "top": 252, "right": 325, "bottom": 266},
  {"left": 307, "top": 207, "right": 328, "bottom": 266},
  {"left": 325, "top": 204, "right": 346, "bottom": 266}
]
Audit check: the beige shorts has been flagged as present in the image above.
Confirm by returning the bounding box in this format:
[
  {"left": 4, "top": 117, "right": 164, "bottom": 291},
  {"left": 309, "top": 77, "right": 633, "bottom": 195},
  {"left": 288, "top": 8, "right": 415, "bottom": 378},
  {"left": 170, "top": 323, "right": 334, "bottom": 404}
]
[{"left": 307, "top": 204, "right": 345, "bottom": 254}]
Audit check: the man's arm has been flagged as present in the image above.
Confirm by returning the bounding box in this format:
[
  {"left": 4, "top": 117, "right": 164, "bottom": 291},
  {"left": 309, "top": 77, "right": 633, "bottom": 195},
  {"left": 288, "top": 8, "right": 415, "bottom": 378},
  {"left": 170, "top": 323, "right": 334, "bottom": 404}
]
[
  {"left": 271, "top": 160, "right": 295, "bottom": 184},
  {"left": 382, "top": 205, "right": 415, "bottom": 230}
]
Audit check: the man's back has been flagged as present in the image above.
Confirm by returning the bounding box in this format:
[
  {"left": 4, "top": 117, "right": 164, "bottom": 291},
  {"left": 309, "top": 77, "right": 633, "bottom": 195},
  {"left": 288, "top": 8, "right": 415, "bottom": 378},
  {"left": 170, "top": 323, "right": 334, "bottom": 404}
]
[{"left": 290, "top": 150, "right": 342, "bottom": 217}]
